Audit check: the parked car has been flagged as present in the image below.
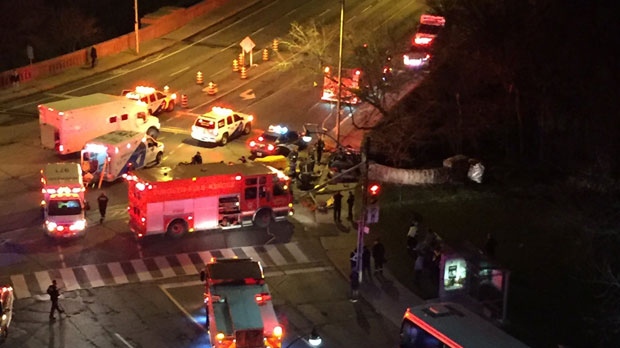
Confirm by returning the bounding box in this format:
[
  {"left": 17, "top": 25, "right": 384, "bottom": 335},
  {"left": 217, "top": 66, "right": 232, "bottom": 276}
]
[{"left": 248, "top": 125, "right": 309, "bottom": 158}]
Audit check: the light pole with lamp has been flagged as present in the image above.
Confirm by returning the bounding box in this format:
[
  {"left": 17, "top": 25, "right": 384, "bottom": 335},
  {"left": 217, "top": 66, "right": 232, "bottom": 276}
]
[
  {"left": 134, "top": 0, "right": 140, "bottom": 54},
  {"left": 335, "top": 0, "right": 345, "bottom": 146}
]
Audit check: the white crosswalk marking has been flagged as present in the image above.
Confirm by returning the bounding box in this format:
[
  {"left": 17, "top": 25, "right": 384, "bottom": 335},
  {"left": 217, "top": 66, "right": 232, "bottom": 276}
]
[
  {"left": 108, "top": 262, "right": 129, "bottom": 285},
  {"left": 35, "top": 271, "right": 53, "bottom": 293},
  {"left": 131, "top": 260, "right": 153, "bottom": 282},
  {"left": 10, "top": 274, "right": 30, "bottom": 299},
  {"left": 58, "top": 268, "right": 80, "bottom": 291},
  {"left": 241, "top": 246, "right": 266, "bottom": 265},
  {"left": 177, "top": 253, "right": 199, "bottom": 275},
  {"left": 286, "top": 242, "right": 310, "bottom": 264},
  {"left": 154, "top": 256, "right": 176, "bottom": 278},
  {"left": 83, "top": 265, "right": 105, "bottom": 288},
  {"left": 265, "top": 244, "right": 287, "bottom": 265},
  {"left": 7, "top": 243, "right": 314, "bottom": 299}
]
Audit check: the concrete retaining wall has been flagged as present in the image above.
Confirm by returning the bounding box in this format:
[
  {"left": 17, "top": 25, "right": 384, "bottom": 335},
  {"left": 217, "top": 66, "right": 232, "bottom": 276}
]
[{"left": 0, "top": 0, "right": 229, "bottom": 89}]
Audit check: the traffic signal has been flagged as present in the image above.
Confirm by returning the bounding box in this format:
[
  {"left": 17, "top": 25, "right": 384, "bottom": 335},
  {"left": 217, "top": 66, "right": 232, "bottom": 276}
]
[{"left": 368, "top": 183, "right": 380, "bottom": 204}]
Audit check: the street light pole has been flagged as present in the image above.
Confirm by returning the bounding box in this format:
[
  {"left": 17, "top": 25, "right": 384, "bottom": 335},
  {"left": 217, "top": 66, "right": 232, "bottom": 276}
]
[
  {"left": 356, "top": 138, "right": 370, "bottom": 285},
  {"left": 335, "top": 0, "right": 345, "bottom": 146},
  {"left": 134, "top": 0, "right": 140, "bottom": 54}
]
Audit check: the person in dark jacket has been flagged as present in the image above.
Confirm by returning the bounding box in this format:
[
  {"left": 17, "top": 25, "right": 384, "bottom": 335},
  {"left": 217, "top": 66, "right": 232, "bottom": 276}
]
[
  {"left": 97, "top": 192, "right": 109, "bottom": 224},
  {"left": 191, "top": 151, "right": 203, "bottom": 164},
  {"left": 47, "top": 280, "right": 64, "bottom": 320},
  {"left": 346, "top": 191, "right": 355, "bottom": 220},
  {"left": 362, "top": 246, "right": 372, "bottom": 279},
  {"left": 333, "top": 191, "right": 343, "bottom": 222},
  {"left": 372, "top": 238, "right": 386, "bottom": 274}
]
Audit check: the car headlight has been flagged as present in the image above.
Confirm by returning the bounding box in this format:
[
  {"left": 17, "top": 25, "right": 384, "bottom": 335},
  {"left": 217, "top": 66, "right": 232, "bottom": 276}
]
[{"left": 46, "top": 221, "right": 57, "bottom": 231}]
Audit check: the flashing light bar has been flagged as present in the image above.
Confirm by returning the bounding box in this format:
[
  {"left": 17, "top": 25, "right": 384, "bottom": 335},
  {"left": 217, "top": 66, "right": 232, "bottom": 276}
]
[
  {"left": 135, "top": 86, "right": 156, "bottom": 94},
  {"left": 268, "top": 125, "right": 288, "bottom": 134},
  {"left": 84, "top": 143, "right": 108, "bottom": 153}
]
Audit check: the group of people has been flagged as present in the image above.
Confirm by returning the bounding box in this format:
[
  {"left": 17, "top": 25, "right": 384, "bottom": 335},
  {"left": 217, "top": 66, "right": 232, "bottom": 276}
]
[
  {"left": 349, "top": 238, "right": 386, "bottom": 301},
  {"left": 331, "top": 190, "right": 355, "bottom": 222}
]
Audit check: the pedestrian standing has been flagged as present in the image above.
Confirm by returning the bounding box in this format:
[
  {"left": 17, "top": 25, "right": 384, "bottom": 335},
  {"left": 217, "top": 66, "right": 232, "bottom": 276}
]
[
  {"left": 349, "top": 248, "right": 358, "bottom": 270},
  {"left": 97, "top": 192, "right": 109, "bottom": 224},
  {"left": 47, "top": 280, "right": 64, "bottom": 320},
  {"left": 484, "top": 233, "right": 497, "bottom": 258},
  {"left": 333, "top": 191, "right": 343, "bottom": 222},
  {"left": 406, "top": 220, "right": 419, "bottom": 257},
  {"left": 316, "top": 137, "right": 325, "bottom": 164},
  {"left": 90, "top": 46, "right": 98, "bottom": 68},
  {"left": 372, "top": 238, "right": 386, "bottom": 274},
  {"left": 10, "top": 70, "right": 20, "bottom": 91},
  {"left": 346, "top": 191, "right": 355, "bottom": 220},
  {"left": 349, "top": 270, "right": 359, "bottom": 302},
  {"left": 362, "top": 246, "right": 372, "bottom": 279}
]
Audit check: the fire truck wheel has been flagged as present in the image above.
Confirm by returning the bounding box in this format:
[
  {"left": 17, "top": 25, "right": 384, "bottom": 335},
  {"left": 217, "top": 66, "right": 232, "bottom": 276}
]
[
  {"left": 147, "top": 127, "right": 160, "bottom": 139},
  {"left": 166, "top": 100, "right": 175, "bottom": 112},
  {"left": 166, "top": 219, "right": 188, "bottom": 239},
  {"left": 253, "top": 208, "right": 273, "bottom": 228},
  {"left": 243, "top": 122, "right": 252, "bottom": 135},
  {"left": 220, "top": 133, "right": 229, "bottom": 146}
]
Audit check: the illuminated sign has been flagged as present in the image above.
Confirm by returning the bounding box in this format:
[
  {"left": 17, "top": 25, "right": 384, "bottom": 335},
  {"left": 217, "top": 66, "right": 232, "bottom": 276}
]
[{"left": 443, "top": 258, "right": 467, "bottom": 291}]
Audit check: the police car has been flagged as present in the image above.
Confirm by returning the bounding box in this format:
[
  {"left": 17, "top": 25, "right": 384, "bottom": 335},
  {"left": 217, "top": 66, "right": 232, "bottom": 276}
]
[
  {"left": 191, "top": 107, "right": 253, "bottom": 145},
  {"left": 121, "top": 86, "right": 177, "bottom": 116},
  {"left": 0, "top": 286, "right": 14, "bottom": 339},
  {"left": 248, "top": 125, "right": 309, "bottom": 158}
]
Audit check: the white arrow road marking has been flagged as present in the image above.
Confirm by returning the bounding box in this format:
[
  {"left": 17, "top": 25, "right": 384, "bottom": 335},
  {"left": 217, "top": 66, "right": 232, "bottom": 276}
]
[{"left": 239, "top": 89, "right": 256, "bottom": 100}]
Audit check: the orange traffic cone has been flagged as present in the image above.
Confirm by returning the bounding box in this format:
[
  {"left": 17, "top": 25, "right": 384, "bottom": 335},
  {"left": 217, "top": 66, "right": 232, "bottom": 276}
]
[
  {"left": 262, "top": 48, "right": 269, "bottom": 61},
  {"left": 206, "top": 81, "right": 218, "bottom": 95},
  {"left": 238, "top": 53, "right": 245, "bottom": 67},
  {"left": 233, "top": 59, "right": 239, "bottom": 72},
  {"left": 196, "top": 71, "right": 204, "bottom": 85},
  {"left": 181, "top": 94, "right": 188, "bottom": 108},
  {"left": 272, "top": 38, "right": 279, "bottom": 52},
  {"left": 240, "top": 66, "right": 247, "bottom": 79}
]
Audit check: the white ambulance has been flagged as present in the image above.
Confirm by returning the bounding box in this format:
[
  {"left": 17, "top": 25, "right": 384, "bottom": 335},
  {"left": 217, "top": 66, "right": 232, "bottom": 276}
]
[
  {"left": 39, "top": 93, "right": 161, "bottom": 155},
  {"left": 40, "top": 163, "right": 87, "bottom": 238},
  {"left": 81, "top": 130, "right": 164, "bottom": 185}
]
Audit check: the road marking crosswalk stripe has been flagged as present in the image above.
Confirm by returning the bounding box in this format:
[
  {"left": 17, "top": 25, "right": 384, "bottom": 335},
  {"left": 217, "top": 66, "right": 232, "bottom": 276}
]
[
  {"left": 108, "top": 262, "right": 129, "bottom": 285},
  {"left": 154, "top": 256, "right": 176, "bottom": 278},
  {"left": 8, "top": 242, "right": 314, "bottom": 299},
  {"left": 177, "top": 253, "right": 199, "bottom": 275},
  {"left": 83, "top": 264, "right": 105, "bottom": 288},
  {"left": 10, "top": 274, "right": 30, "bottom": 299},
  {"left": 264, "top": 244, "right": 287, "bottom": 265},
  {"left": 131, "top": 260, "right": 153, "bottom": 282}
]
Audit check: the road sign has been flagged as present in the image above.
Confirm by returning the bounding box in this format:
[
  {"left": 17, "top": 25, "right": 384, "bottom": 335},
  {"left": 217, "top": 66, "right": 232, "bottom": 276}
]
[
  {"left": 240, "top": 36, "right": 256, "bottom": 54},
  {"left": 367, "top": 204, "right": 379, "bottom": 224}
]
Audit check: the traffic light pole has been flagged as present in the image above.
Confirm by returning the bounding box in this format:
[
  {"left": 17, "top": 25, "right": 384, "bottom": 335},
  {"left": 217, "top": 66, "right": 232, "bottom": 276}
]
[{"left": 356, "top": 138, "right": 371, "bottom": 284}]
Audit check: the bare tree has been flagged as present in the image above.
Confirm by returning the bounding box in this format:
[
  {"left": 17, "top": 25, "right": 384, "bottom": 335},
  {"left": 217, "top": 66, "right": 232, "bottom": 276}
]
[
  {"left": 49, "top": 6, "right": 100, "bottom": 54},
  {"left": 281, "top": 20, "right": 337, "bottom": 71}
]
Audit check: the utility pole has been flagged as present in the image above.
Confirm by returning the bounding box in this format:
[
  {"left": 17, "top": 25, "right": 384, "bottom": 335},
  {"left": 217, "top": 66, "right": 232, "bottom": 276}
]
[
  {"left": 336, "top": 0, "right": 345, "bottom": 146},
  {"left": 134, "top": 0, "right": 140, "bottom": 54},
  {"left": 355, "top": 137, "right": 370, "bottom": 284}
]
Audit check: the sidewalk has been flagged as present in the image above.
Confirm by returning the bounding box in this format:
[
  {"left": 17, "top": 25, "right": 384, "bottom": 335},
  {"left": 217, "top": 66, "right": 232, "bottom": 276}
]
[
  {"left": 292, "top": 167, "right": 425, "bottom": 329},
  {"left": 0, "top": 0, "right": 261, "bottom": 106}
]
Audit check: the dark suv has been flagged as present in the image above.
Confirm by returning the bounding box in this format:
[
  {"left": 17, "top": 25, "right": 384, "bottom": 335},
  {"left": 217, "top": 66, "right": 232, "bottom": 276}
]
[{"left": 327, "top": 147, "right": 362, "bottom": 183}]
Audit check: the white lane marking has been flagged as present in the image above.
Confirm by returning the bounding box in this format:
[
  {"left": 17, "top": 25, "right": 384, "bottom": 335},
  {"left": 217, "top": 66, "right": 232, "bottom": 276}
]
[
  {"left": 252, "top": 27, "right": 264, "bottom": 35},
  {"left": 115, "top": 333, "right": 135, "bottom": 348},
  {"left": 219, "top": 248, "right": 236, "bottom": 258},
  {"left": 319, "top": 9, "right": 330, "bottom": 17},
  {"left": 177, "top": 253, "right": 200, "bottom": 275},
  {"left": 83, "top": 264, "right": 105, "bottom": 288},
  {"left": 108, "top": 262, "right": 129, "bottom": 284},
  {"left": 241, "top": 246, "right": 266, "bottom": 265},
  {"left": 153, "top": 256, "right": 176, "bottom": 278},
  {"left": 35, "top": 271, "right": 52, "bottom": 294},
  {"left": 9, "top": 274, "right": 30, "bottom": 299},
  {"left": 170, "top": 66, "right": 190, "bottom": 76},
  {"left": 264, "top": 244, "right": 287, "bottom": 265},
  {"left": 197, "top": 250, "right": 213, "bottom": 264},
  {"left": 285, "top": 242, "right": 310, "bottom": 264},
  {"left": 58, "top": 268, "right": 80, "bottom": 291},
  {"left": 57, "top": 245, "right": 67, "bottom": 269},
  {"left": 159, "top": 283, "right": 208, "bottom": 333},
  {"left": 130, "top": 259, "right": 153, "bottom": 282}
]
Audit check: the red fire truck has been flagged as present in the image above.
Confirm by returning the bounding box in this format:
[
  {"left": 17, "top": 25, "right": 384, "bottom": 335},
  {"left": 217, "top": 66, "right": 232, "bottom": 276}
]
[
  {"left": 321, "top": 66, "right": 361, "bottom": 104},
  {"left": 126, "top": 162, "right": 293, "bottom": 239}
]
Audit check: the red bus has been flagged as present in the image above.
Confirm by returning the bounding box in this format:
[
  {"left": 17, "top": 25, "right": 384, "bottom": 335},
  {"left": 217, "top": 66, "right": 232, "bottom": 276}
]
[{"left": 126, "top": 162, "right": 293, "bottom": 239}]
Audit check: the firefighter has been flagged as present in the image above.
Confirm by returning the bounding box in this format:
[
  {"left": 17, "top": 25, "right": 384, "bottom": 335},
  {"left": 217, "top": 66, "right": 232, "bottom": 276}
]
[{"left": 191, "top": 152, "right": 203, "bottom": 164}]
